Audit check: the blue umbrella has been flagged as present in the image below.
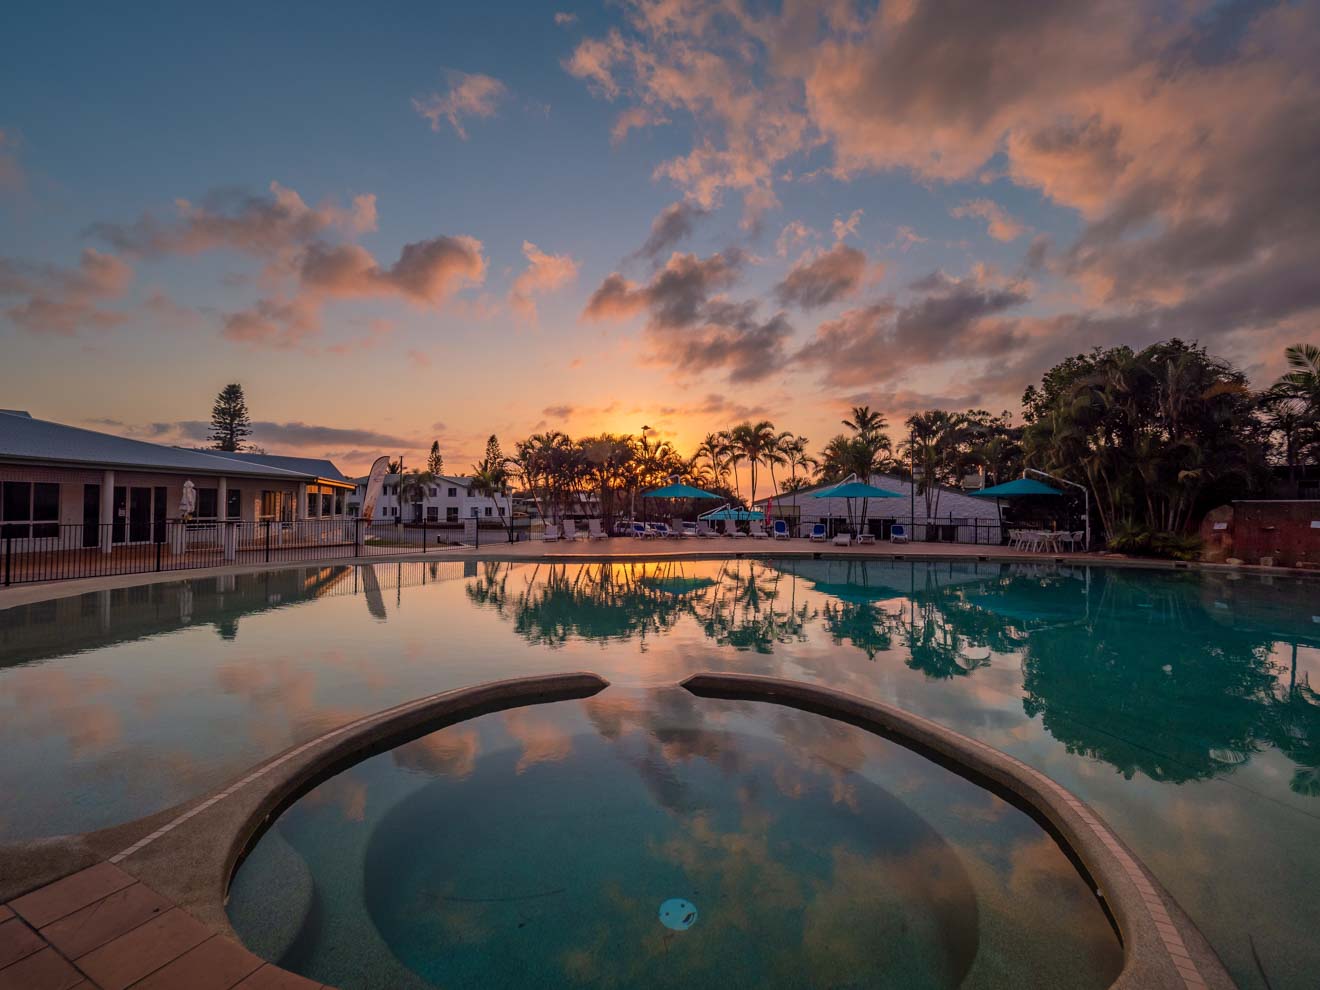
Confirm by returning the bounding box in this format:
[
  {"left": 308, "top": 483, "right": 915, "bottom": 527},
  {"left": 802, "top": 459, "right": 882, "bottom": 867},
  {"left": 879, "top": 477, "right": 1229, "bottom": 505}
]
[
  {"left": 970, "top": 478, "right": 1062, "bottom": 498},
  {"left": 642, "top": 483, "right": 723, "bottom": 499},
  {"left": 813, "top": 480, "right": 903, "bottom": 536},
  {"left": 700, "top": 508, "right": 764, "bottom": 521}
]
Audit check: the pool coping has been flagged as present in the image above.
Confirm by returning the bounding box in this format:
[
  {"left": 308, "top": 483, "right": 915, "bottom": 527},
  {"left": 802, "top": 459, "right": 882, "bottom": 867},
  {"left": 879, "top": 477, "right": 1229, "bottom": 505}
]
[
  {"left": 0, "top": 540, "right": 1314, "bottom": 610},
  {"left": 682, "top": 672, "right": 1235, "bottom": 990},
  {"left": 3, "top": 671, "right": 1238, "bottom": 989},
  {"left": 0, "top": 672, "right": 610, "bottom": 990}
]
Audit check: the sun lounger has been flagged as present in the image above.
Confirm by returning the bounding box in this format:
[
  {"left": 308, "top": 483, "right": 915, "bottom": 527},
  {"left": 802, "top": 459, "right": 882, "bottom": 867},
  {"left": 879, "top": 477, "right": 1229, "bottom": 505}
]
[
  {"left": 543, "top": 524, "right": 560, "bottom": 542},
  {"left": 832, "top": 532, "right": 851, "bottom": 546},
  {"left": 722, "top": 520, "right": 748, "bottom": 538},
  {"left": 630, "top": 521, "right": 650, "bottom": 538},
  {"left": 680, "top": 521, "right": 699, "bottom": 538},
  {"left": 587, "top": 518, "right": 608, "bottom": 540},
  {"left": 808, "top": 523, "right": 827, "bottom": 542},
  {"left": 562, "top": 519, "right": 586, "bottom": 541},
  {"left": 772, "top": 519, "right": 790, "bottom": 540},
  {"left": 650, "top": 522, "right": 675, "bottom": 538},
  {"left": 696, "top": 521, "right": 719, "bottom": 538},
  {"left": 890, "top": 523, "right": 909, "bottom": 545},
  {"left": 748, "top": 520, "right": 769, "bottom": 538},
  {"left": 856, "top": 532, "right": 875, "bottom": 545}
]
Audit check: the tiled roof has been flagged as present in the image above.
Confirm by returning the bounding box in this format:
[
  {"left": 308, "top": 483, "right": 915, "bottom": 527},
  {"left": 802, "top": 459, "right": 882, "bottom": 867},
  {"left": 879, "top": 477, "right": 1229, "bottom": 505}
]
[{"left": 0, "top": 411, "right": 315, "bottom": 480}]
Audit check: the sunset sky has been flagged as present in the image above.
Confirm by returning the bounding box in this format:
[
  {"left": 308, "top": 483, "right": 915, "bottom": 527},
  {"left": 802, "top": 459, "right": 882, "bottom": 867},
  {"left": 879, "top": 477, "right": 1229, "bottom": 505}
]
[{"left": 3, "top": 0, "right": 1317, "bottom": 476}]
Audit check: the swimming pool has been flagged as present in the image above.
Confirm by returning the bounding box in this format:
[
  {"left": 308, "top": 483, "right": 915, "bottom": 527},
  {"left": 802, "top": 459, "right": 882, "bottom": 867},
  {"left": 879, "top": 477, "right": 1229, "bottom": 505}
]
[{"left": 1, "top": 557, "right": 1317, "bottom": 987}]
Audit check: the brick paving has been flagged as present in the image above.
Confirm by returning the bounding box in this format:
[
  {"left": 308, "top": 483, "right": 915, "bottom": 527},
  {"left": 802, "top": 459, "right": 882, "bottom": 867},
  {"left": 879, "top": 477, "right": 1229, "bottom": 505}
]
[{"left": 0, "top": 864, "right": 324, "bottom": 990}]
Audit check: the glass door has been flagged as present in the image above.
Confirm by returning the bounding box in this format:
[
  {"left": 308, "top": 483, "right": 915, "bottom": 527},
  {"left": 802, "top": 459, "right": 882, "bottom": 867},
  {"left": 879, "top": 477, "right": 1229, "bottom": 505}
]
[
  {"left": 128, "top": 487, "right": 152, "bottom": 542},
  {"left": 83, "top": 484, "right": 100, "bottom": 547}
]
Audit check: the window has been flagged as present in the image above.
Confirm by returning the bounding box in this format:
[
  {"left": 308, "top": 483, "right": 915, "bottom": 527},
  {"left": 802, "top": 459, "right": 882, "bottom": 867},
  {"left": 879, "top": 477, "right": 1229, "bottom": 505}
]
[
  {"left": 197, "top": 487, "right": 219, "bottom": 519},
  {"left": 448, "top": 487, "right": 457, "bottom": 497},
  {"left": 306, "top": 492, "right": 318, "bottom": 517},
  {"left": 226, "top": 489, "right": 242, "bottom": 519},
  {"left": 321, "top": 492, "right": 333, "bottom": 516},
  {"left": 485, "top": 506, "right": 492, "bottom": 517},
  {"left": 335, "top": 492, "right": 344, "bottom": 515},
  {"left": 446, "top": 506, "right": 458, "bottom": 523},
  {"left": 470, "top": 506, "right": 479, "bottom": 518},
  {"left": 428, "top": 488, "right": 437, "bottom": 498},
  {"left": 426, "top": 506, "right": 438, "bottom": 522},
  {"left": 1, "top": 481, "right": 59, "bottom": 538}
]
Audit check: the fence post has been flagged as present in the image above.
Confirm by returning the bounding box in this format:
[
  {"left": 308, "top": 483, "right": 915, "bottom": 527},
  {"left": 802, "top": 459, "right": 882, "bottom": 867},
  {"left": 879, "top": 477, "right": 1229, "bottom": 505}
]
[
  {"left": 355, "top": 518, "right": 363, "bottom": 556},
  {"left": 422, "top": 516, "right": 427, "bottom": 553},
  {"left": 3, "top": 534, "right": 10, "bottom": 587},
  {"left": 155, "top": 537, "right": 162, "bottom": 572}
]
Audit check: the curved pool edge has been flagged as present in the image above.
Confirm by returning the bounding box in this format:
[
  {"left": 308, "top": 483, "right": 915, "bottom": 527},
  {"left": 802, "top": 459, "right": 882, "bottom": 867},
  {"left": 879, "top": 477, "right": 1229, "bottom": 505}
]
[
  {"left": 681, "top": 671, "right": 1235, "bottom": 990},
  {"left": 0, "top": 671, "right": 610, "bottom": 985}
]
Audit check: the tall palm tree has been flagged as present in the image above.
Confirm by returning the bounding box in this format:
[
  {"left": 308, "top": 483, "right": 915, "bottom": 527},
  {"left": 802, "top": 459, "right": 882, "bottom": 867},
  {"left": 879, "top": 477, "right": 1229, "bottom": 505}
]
[
  {"left": 729, "top": 420, "right": 779, "bottom": 510},
  {"left": 398, "top": 469, "right": 435, "bottom": 524},
  {"left": 780, "top": 435, "right": 817, "bottom": 529}
]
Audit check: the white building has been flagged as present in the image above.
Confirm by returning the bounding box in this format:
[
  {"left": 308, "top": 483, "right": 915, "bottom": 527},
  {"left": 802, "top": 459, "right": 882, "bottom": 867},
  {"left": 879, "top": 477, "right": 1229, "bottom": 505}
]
[
  {"left": 349, "top": 474, "right": 512, "bottom": 524},
  {"left": 755, "top": 472, "right": 1002, "bottom": 543}
]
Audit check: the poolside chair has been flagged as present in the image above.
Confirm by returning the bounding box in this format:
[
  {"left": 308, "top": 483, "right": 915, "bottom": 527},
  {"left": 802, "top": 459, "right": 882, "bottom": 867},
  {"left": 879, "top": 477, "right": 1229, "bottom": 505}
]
[
  {"left": 630, "top": 521, "right": 650, "bottom": 539},
  {"left": 680, "top": 521, "right": 699, "bottom": 538},
  {"left": 808, "top": 523, "right": 827, "bottom": 542},
  {"left": 586, "top": 518, "right": 608, "bottom": 540},
  {"left": 543, "top": 524, "right": 561, "bottom": 542},
  {"left": 722, "top": 519, "right": 748, "bottom": 538},
  {"left": 562, "top": 519, "right": 583, "bottom": 541},
  {"left": 890, "top": 523, "right": 909, "bottom": 545},
  {"left": 696, "top": 521, "right": 719, "bottom": 538},
  {"left": 748, "top": 520, "right": 769, "bottom": 538},
  {"left": 650, "top": 522, "right": 674, "bottom": 538},
  {"left": 856, "top": 532, "right": 876, "bottom": 545},
  {"left": 832, "top": 532, "right": 851, "bottom": 546},
  {"left": 772, "top": 519, "right": 790, "bottom": 540}
]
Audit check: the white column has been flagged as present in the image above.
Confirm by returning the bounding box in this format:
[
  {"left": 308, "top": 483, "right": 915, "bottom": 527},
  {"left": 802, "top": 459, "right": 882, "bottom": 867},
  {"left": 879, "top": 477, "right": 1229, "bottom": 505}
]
[
  {"left": 100, "top": 470, "right": 114, "bottom": 553},
  {"left": 217, "top": 477, "right": 228, "bottom": 519}
]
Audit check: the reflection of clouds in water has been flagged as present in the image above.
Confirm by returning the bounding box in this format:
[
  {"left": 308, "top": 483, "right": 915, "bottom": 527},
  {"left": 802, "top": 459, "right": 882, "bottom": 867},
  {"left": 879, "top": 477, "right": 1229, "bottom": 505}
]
[
  {"left": 391, "top": 728, "right": 480, "bottom": 780},
  {"left": 501, "top": 707, "right": 575, "bottom": 773}
]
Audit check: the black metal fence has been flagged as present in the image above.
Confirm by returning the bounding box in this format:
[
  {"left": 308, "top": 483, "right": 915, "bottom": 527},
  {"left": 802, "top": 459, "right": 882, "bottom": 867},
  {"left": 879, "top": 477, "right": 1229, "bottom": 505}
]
[
  {"left": 807, "top": 516, "right": 1005, "bottom": 545},
  {"left": 0, "top": 518, "right": 519, "bottom": 587}
]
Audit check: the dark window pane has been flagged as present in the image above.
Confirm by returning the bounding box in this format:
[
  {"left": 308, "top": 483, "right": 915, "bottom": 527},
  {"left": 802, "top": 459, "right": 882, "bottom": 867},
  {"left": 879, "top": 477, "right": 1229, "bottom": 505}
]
[
  {"left": 197, "top": 488, "right": 218, "bottom": 518},
  {"left": 1, "top": 522, "right": 30, "bottom": 539},
  {"left": 307, "top": 493, "right": 317, "bottom": 516},
  {"left": 32, "top": 522, "right": 58, "bottom": 539},
  {"left": 321, "top": 493, "right": 332, "bottom": 516},
  {"left": 2, "top": 481, "right": 31, "bottom": 522},
  {"left": 33, "top": 483, "right": 59, "bottom": 521},
  {"left": 227, "top": 489, "right": 241, "bottom": 518}
]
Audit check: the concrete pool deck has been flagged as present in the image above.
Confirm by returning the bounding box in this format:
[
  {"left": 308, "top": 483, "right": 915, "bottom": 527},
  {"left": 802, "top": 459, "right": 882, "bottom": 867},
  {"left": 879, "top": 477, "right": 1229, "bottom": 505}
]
[{"left": 1, "top": 670, "right": 1236, "bottom": 989}]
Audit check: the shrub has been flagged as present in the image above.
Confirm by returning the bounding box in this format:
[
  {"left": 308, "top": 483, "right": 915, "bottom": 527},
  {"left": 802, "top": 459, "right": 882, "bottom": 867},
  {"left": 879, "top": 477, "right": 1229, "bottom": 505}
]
[{"left": 1107, "top": 524, "right": 1203, "bottom": 561}]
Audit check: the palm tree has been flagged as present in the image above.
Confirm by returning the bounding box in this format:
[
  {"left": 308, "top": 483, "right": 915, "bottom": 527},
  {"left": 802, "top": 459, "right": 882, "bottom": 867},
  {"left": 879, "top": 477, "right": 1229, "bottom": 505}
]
[
  {"left": 780, "top": 435, "right": 817, "bottom": 529},
  {"left": 729, "top": 420, "right": 779, "bottom": 510},
  {"left": 1274, "top": 343, "right": 1320, "bottom": 412},
  {"left": 397, "top": 469, "right": 435, "bottom": 523},
  {"left": 470, "top": 438, "right": 511, "bottom": 537}
]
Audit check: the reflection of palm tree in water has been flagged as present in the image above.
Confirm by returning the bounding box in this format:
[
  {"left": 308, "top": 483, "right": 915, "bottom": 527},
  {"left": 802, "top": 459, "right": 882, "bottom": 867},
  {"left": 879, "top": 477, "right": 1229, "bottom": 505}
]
[
  {"left": 1268, "top": 642, "right": 1320, "bottom": 796},
  {"left": 699, "top": 560, "right": 816, "bottom": 653}
]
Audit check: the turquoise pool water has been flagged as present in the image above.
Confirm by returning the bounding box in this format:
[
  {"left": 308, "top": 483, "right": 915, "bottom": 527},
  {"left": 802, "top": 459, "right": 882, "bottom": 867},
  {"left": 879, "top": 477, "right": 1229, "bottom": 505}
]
[
  {"left": 1, "top": 558, "right": 1317, "bottom": 987},
  {"left": 227, "top": 693, "right": 1121, "bottom": 989}
]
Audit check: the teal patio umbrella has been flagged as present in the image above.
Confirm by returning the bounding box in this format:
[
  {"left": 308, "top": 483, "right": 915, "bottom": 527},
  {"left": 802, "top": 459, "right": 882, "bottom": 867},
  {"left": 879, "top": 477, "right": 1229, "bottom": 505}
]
[
  {"left": 813, "top": 480, "right": 903, "bottom": 536},
  {"left": 700, "top": 508, "right": 763, "bottom": 520},
  {"left": 642, "top": 482, "right": 722, "bottom": 525},
  {"left": 972, "top": 477, "right": 1064, "bottom": 546},
  {"left": 972, "top": 478, "right": 1062, "bottom": 498},
  {"left": 643, "top": 483, "right": 722, "bottom": 500}
]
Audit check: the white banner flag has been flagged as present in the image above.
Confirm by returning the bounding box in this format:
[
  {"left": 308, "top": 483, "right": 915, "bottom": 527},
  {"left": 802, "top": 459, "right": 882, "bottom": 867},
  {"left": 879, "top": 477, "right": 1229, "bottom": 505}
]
[{"left": 359, "top": 456, "right": 391, "bottom": 522}]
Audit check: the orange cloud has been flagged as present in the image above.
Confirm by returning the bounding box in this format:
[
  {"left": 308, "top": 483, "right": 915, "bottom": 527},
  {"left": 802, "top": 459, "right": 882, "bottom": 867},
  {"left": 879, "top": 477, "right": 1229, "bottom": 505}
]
[
  {"left": 413, "top": 71, "right": 508, "bottom": 139},
  {"left": 509, "top": 241, "right": 578, "bottom": 320},
  {"left": 0, "top": 247, "right": 133, "bottom": 335}
]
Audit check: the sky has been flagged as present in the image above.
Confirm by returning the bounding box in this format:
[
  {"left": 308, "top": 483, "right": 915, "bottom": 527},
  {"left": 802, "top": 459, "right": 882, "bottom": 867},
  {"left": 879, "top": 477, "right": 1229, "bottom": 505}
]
[{"left": 2, "top": 0, "right": 1318, "bottom": 477}]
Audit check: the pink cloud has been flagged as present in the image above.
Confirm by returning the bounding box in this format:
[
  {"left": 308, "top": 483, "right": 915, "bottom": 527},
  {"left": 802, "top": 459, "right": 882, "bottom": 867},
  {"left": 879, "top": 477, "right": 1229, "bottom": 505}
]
[
  {"left": 509, "top": 241, "right": 578, "bottom": 319},
  {"left": 413, "top": 71, "right": 508, "bottom": 139},
  {"left": 950, "top": 199, "right": 1026, "bottom": 242},
  {"left": 0, "top": 248, "right": 133, "bottom": 335}
]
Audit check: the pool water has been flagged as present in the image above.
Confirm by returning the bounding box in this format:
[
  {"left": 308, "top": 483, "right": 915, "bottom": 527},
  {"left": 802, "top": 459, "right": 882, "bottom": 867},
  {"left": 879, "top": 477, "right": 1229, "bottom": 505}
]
[
  {"left": 227, "top": 692, "right": 1122, "bottom": 989},
  {"left": 1, "top": 558, "right": 1318, "bottom": 987}
]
